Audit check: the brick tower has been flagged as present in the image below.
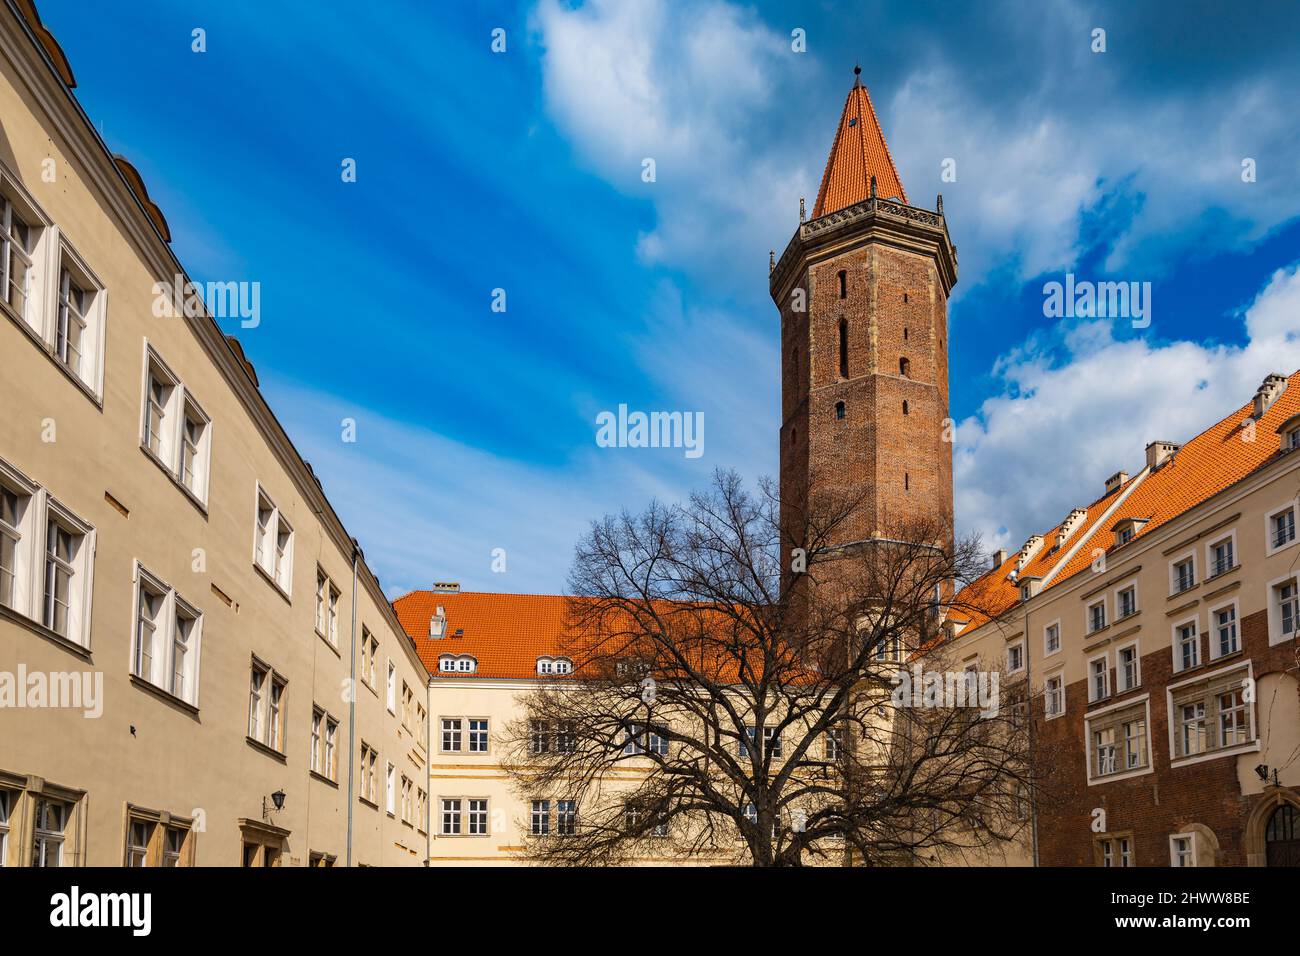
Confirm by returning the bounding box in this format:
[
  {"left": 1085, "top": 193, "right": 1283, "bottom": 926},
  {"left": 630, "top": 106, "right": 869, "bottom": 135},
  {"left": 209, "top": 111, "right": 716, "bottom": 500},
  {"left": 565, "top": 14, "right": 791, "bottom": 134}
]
[{"left": 772, "top": 67, "right": 958, "bottom": 582}]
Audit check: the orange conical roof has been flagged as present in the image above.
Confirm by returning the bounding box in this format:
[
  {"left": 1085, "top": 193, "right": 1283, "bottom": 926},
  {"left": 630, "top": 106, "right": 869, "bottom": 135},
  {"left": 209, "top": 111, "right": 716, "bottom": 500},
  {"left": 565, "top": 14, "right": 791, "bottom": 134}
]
[{"left": 811, "top": 67, "right": 908, "bottom": 217}]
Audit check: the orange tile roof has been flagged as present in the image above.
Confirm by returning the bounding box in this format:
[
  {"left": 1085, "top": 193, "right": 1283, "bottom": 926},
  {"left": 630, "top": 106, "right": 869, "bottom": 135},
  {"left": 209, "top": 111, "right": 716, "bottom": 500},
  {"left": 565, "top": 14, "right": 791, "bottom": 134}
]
[
  {"left": 812, "top": 70, "right": 908, "bottom": 217},
  {"left": 394, "top": 590, "right": 573, "bottom": 680},
  {"left": 954, "top": 370, "right": 1300, "bottom": 633}
]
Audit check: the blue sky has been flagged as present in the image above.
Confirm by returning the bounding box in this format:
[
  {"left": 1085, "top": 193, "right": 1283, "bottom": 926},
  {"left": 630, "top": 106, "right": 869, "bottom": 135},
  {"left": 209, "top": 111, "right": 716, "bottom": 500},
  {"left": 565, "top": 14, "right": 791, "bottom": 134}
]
[{"left": 42, "top": 0, "right": 1300, "bottom": 596}]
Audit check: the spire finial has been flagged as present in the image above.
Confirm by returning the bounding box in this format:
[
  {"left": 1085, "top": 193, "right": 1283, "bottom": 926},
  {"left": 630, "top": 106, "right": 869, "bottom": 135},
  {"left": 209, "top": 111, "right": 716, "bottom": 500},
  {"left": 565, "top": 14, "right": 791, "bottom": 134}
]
[
  {"left": 769, "top": 249, "right": 775, "bottom": 273},
  {"left": 853, "top": 64, "right": 862, "bottom": 87}
]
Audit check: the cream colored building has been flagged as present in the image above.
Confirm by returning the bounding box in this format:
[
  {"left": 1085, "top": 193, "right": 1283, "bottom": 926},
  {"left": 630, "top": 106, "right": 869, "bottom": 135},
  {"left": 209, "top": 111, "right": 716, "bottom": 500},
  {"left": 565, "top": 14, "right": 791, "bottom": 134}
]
[
  {"left": 941, "top": 372, "right": 1300, "bottom": 867},
  {"left": 0, "top": 0, "right": 432, "bottom": 866}
]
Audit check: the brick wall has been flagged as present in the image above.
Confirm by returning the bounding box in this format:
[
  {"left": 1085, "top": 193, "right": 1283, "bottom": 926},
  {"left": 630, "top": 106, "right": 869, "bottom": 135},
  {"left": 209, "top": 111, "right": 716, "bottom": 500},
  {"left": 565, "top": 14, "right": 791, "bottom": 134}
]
[{"left": 1035, "top": 607, "right": 1296, "bottom": 865}]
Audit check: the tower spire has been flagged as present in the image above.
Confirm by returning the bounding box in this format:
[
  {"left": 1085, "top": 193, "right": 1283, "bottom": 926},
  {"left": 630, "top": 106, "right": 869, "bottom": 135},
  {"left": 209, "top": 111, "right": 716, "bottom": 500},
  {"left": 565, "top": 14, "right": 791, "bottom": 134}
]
[{"left": 811, "top": 68, "right": 907, "bottom": 217}]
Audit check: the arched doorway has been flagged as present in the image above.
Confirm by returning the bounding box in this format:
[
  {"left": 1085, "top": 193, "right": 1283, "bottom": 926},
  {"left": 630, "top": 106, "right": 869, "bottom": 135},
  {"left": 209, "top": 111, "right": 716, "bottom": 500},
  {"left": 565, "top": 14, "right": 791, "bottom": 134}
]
[{"left": 1266, "top": 803, "right": 1300, "bottom": 867}]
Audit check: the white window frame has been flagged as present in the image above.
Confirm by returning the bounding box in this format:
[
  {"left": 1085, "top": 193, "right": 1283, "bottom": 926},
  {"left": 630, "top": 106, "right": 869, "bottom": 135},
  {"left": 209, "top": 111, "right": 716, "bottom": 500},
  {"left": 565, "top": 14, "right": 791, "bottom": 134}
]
[
  {"left": 1084, "top": 694, "right": 1152, "bottom": 785},
  {"left": 1087, "top": 651, "right": 1110, "bottom": 704},
  {"left": 1043, "top": 619, "right": 1061, "bottom": 658},
  {"left": 1171, "top": 615, "right": 1201, "bottom": 673},
  {"left": 1169, "top": 550, "right": 1197, "bottom": 596},
  {"left": 1266, "top": 572, "right": 1300, "bottom": 646},
  {"left": 440, "top": 717, "right": 463, "bottom": 753},
  {"left": 1165, "top": 661, "right": 1258, "bottom": 768},
  {"left": 1006, "top": 639, "right": 1025, "bottom": 675},
  {"left": 247, "top": 657, "right": 287, "bottom": 752},
  {"left": 1205, "top": 530, "right": 1238, "bottom": 580},
  {"left": 440, "top": 797, "right": 462, "bottom": 835},
  {"left": 129, "top": 561, "right": 203, "bottom": 707},
  {"left": 140, "top": 343, "right": 212, "bottom": 506},
  {"left": 1113, "top": 581, "right": 1138, "bottom": 621},
  {"left": 251, "top": 484, "right": 293, "bottom": 595},
  {"left": 437, "top": 654, "right": 476, "bottom": 674},
  {"left": 1044, "top": 671, "right": 1065, "bottom": 719},
  {"left": 41, "top": 496, "right": 95, "bottom": 648},
  {"left": 1169, "top": 832, "right": 1197, "bottom": 867},
  {"left": 386, "top": 659, "right": 396, "bottom": 711},
  {"left": 1115, "top": 640, "right": 1141, "bottom": 693},
  {"left": 1207, "top": 597, "right": 1241, "bottom": 660},
  {"left": 53, "top": 238, "right": 106, "bottom": 397},
  {"left": 1265, "top": 501, "right": 1299, "bottom": 557},
  {"left": 0, "top": 162, "right": 59, "bottom": 349},
  {"left": 385, "top": 762, "right": 396, "bottom": 815},
  {"left": 1086, "top": 597, "right": 1107, "bottom": 635},
  {"left": 467, "top": 798, "right": 489, "bottom": 836},
  {"left": 0, "top": 457, "right": 41, "bottom": 621}
]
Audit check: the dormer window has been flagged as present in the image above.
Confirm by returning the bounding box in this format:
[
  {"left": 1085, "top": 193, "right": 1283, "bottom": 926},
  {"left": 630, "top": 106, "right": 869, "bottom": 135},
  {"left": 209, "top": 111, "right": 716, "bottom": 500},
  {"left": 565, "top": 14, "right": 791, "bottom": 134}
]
[
  {"left": 1112, "top": 517, "right": 1148, "bottom": 547},
  {"left": 438, "top": 654, "right": 476, "bottom": 674},
  {"left": 1275, "top": 415, "right": 1300, "bottom": 452},
  {"left": 537, "top": 656, "right": 573, "bottom": 676}
]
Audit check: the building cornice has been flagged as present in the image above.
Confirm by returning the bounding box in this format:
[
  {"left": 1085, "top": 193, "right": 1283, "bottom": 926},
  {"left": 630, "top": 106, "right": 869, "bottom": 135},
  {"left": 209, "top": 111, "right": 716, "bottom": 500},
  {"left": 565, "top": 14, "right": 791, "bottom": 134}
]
[{"left": 770, "top": 196, "right": 958, "bottom": 304}]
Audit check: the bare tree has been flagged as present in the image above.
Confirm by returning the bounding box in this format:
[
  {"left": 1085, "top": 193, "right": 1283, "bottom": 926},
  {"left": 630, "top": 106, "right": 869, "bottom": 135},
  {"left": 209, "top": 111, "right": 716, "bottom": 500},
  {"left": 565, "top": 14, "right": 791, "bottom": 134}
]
[{"left": 502, "top": 469, "right": 1041, "bottom": 866}]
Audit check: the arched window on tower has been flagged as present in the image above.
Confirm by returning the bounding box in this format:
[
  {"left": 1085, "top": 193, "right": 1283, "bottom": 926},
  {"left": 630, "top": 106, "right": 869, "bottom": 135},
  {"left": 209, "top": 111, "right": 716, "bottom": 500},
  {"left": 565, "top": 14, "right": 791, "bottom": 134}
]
[
  {"left": 835, "top": 401, "right": 845, "bottom": 421},
  {"left": 838, "top": 270, "right": 847, "bottom": 300},
  {"left": 838, "top": 319, "right": 848, "bottom": 378},
  {"left": 900, "top": 357, "right": 911, "bottom": 378},
  {"left": 903, "top": 400, "right": 909, "bottom": 416}
]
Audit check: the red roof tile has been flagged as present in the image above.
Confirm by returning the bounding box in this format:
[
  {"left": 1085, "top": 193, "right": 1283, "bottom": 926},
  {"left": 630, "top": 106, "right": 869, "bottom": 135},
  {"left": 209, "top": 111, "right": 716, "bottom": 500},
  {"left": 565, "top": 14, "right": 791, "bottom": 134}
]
[{"left": 812, "top": 70, "right": 908, "bottom": 217}]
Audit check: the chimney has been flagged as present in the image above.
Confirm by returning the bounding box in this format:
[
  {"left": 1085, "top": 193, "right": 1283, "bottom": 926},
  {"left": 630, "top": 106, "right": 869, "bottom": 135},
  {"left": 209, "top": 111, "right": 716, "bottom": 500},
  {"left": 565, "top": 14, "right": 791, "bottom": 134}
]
[
  {"left": 429, "top": 609, "right": 446, "bottom": 640},
  {"left": 1145, "top": 441, "right": 1180, "bottom": 470},
  {"left": 1056, "top": 508, "right": 1088, "bottom": 547},
  {"left": 1252, "top": 373, "right": 1287, "bottom": 418},
  {"left": 1104, "top": 471, "right": 1129, "bottom": 495},
  {"left": 992, "top": 548, "right": 1007, "bottom": 570},
  {"left": 1014, "top": 535, "right": 1044, "bottom": 574},
  {"left": 431, "top": 582, "right": 461, "bottom": 593}
]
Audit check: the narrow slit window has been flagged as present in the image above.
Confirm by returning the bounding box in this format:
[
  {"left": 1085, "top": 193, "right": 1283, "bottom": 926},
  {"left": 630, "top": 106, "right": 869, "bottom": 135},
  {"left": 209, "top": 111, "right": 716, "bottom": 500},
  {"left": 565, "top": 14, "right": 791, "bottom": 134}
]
[
  {"left": 838, "top": 319, "right": 848, "bottom": 378},
  {"left": 903, "top": 400, "right": 909, "bottom": 416},
  {"left": 835, "top": 401, "right": 845, "bottom": 420},
  {"left": 838, "top": 270, "right": 847, "bottom": 299}
]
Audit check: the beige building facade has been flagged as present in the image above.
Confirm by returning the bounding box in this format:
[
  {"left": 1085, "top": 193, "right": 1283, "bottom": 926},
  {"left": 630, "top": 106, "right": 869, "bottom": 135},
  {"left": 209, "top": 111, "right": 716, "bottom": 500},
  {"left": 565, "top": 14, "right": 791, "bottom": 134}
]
[{"left": 0, "top": 0, "right": 432, "bottom": 866}]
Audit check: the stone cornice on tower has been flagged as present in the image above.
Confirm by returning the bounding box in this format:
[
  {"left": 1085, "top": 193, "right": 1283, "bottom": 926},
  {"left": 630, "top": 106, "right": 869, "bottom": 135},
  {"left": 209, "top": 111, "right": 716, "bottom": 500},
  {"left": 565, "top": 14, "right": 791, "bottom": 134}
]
[{"left": 770, "top": 195, "right": 959, "bottom": 305}]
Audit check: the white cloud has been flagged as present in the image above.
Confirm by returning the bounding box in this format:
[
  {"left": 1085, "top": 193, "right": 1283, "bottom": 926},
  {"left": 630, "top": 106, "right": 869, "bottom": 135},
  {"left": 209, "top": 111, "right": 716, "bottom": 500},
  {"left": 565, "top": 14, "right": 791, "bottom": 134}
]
[{"left": 955, "top": 262, "right": 1300, "bottom": 552}]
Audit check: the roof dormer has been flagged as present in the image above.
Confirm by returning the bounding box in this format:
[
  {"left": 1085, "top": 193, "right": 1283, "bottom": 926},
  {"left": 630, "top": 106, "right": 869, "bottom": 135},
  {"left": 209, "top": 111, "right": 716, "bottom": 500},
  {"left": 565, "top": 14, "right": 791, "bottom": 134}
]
[
  {"left": 537, "top": 656, "right": 573, "bottom": 676},
  {"left": 1111, "top": 516, "right": 1149, "bottom": 547},
  {"left": 1277, "top": 413, "right": 1300, "bottom": 453},
  {"left": 438, "top": 654, "right": 476, "bottom": 674}
]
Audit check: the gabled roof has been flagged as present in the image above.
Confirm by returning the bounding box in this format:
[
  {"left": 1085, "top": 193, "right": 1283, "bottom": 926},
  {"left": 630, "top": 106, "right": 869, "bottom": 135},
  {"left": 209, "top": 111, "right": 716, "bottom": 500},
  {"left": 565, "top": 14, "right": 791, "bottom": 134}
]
[
  {"left": 956, "top": 370, "right": 1300, "bottom": 633},
  {"left": 394, "top": 591, "right": 571, "bottom": 680},
  {"left": 811, "top": 67, "right": 908, "bottom": 217}
]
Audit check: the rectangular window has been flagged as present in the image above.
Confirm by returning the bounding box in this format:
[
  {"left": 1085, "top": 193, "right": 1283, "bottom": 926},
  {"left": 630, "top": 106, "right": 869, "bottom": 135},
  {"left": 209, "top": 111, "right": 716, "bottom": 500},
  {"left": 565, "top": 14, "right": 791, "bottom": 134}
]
[
  {"left": 468, "top": 799, "right": 488, "bottom": 835},
  {"left": 1088, "top": 656, "right": 1109, "bottom": 702},
  {"left": 386, "top": 661, "right": 396, "bottom": 713},
  {"left": 1180, "top": 702, "right": 1208, "bottom": 756},
  {"left": 1007, "top": 641, "right": 1024, "bottom": 673},
  {"left": 441, "top": 718, "right": 462, "bottom": 752},
  {"left": 441, "top": 798, "right": 461, "bottom": 835},
  {"left": 1, "top": 189, "right": 38, "bottom": 327},
  {"left": 1277, "top": 580, "right": 1298, "bottom": 639},
  {"left": 386, "top": 763, "right": 396, "bottom": 815},
  {"left": 1209, "top": 537, "right": 1234, "bottom": 577},
  {"left": 1212, "top": 605, "right": 1239, "bottom": 658},
  {"left": 0, "top": 789, "right": 9, "bottom": 865},
  {"left": 253, "top": 487, "right": 293, "bottom": 593},
  {"left": 531, "top": 800, "right": 550, "bottom": 836},
  {"left": 31, "top": 797, "right": 68, "bottom": 867},
  {"left": 1218, "top": 689, "right": 1248, "bottom": 747},
  {"left": 162, "top": 826, "right": 186, "bottom": 867},
  {"left": 556, "top": 800, "right": 577, "bottom": 836},
  {"left": 126, "top": 818, "right": 153, "bottom": 867},
  {"left": 248, "top": 661, "right": 286, "bottom": 752},
  {"left": 826, "top": 728, "right": 842, "bottom": 761},
  {"left": 132, "top": 566, "right": 202, "bottom": 706},
  {"left": 359, "top": 743, "right": 378, "bottom": 803},
  {"left": 468, "top": 718, "right": 489, "bottom": 753},
  {"left": 1045, "top": 675, "right": 1064, "bottom": 718},
  {"left": 1044, "top": 622, "right": 1060, "bottom": 655},
  {"left": 1088, "top": 601, "right": 1106, "bottom": 633},
  {"left": 1117, "top": 644, "right": 1139, "bottom": 692},
  {"left": 328, "top": 582, "right": 339, "bottom": 645},
  {"left": 1173, "top": 557, "right": 1195, "bottom": 594},
  {"left": 1117, "top": 586, "right": 1137, "bottom": 619},
  {"left": 142, "top": 346, "right": 211, "bottom": 503},
  {"left": 1171, "top": 834, "right": 1195, "bottom": 867},
  {"left": 43, "top": 520, "right": 76, "bottom": 638},
  {"left": 1088, "top": 703, "right": 1149, "bottom": 779},
  {"left": 1176, "top": 621, "right": 1200, "bottom": 671},
  {"left": 1271, "top": 508, "right": 1296, "bottom": 550}
]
